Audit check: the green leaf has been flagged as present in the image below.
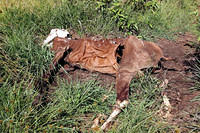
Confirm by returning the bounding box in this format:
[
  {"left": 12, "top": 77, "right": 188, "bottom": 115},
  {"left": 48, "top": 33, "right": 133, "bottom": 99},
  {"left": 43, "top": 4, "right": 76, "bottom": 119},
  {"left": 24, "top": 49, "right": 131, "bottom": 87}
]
[{"left": 198, "top": 36, "right": 200, "bottom": 42}]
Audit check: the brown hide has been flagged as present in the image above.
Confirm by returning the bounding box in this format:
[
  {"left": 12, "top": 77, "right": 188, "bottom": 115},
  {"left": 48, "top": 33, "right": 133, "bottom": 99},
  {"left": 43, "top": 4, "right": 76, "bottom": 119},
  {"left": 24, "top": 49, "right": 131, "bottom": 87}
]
[
  {"left": 116, "top": 36, "right": 163, "bottom": 101},
  {"left": 51, "top": 38, "right": 71, "bottom": 67},
  {"left": 52, "top": 37, "right": 124, "bottom": 74},
  {"left": 119, "top": 36, "right": 163, "bottom": 73},
  {"left": 52, "top": 36, "right": 163, "bottom": 76}
]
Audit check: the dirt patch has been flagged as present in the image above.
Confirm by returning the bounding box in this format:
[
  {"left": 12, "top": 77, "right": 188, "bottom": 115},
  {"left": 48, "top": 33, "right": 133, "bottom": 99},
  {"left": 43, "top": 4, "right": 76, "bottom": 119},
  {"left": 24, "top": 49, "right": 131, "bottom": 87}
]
[
  {"left": 155, "top": 33, "right": 200, "bottom": 132},
  {"left": 58, "top": 68, "right": 115, "bottom": 87}
]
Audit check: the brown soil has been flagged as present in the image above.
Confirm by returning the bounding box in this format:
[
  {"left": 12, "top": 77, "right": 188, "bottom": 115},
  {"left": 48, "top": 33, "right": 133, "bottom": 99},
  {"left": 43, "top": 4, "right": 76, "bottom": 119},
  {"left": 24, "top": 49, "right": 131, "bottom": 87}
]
[
  {"left": 58, "top": 68, "right": 116, "bottom": 87},
  {"left": 155, "top": 33, "right": 200, "bottom": 132}
]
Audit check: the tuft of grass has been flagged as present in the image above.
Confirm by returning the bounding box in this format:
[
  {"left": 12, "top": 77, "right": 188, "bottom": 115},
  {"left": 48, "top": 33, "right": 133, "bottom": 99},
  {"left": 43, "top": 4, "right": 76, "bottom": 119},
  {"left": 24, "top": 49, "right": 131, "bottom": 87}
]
[
  {"left": 190, "top": 54, "right": 200, "bottom": 101},
  {"left": 0, "top": 78, "right": 115, "bottom": 132}
]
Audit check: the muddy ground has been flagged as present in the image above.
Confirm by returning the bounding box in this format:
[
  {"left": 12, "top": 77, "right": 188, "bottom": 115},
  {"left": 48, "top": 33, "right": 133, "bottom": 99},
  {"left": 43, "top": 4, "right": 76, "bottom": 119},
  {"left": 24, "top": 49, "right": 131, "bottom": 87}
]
[{"left": 43, "top": 33, "right": 200, "bottom": 132}]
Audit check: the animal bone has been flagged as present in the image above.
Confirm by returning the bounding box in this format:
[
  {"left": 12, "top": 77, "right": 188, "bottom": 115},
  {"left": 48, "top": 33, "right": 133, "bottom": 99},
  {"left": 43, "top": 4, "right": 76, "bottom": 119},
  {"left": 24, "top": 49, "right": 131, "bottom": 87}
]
[
  {"left": 100, "top": 100, "right": 129, "bottom": 130},
  {"left": 91, "top": 114, "right": 107, "bottom": 131},
  {"left": 43, "top": 29, "right": 70, "bottom": 47}
]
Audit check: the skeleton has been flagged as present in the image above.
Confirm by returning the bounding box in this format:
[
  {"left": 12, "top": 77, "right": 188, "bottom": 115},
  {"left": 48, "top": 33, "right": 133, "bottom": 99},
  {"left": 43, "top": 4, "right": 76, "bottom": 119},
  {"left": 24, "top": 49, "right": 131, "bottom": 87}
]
[{"left": 42, "top": 29, "right": 167, "bottom": 131}]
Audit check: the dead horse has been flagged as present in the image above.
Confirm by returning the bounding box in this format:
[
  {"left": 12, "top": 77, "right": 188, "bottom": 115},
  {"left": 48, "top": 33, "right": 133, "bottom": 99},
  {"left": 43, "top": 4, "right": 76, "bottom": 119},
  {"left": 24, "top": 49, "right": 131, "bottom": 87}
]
[{"left": 47, "top": 35, "right": 166, "bottom": 130}]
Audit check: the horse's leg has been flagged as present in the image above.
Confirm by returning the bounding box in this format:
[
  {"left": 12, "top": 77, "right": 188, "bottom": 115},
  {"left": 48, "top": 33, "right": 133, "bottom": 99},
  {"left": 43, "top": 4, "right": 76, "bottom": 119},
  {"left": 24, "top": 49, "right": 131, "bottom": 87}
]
[{"left": 100, "top": 71, "right": 133, "bottom": 130}]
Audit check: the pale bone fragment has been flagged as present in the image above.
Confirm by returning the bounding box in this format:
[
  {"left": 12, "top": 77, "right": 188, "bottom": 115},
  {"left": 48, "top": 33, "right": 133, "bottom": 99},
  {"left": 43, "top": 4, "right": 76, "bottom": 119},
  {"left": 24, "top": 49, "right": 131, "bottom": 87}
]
[
  {"left": 91, "top": 114, "right": 106, "bottom": 131},
  {"left": 43, "top": 29, "right": 70, "bottom": 47},
  {"left": 160, "top": 79, "right": 169, "bottom": 89},
  {"left": 163, "top": 95, "right": 171, "bottom": 108},
  {"left": 162, "top": 94, "right": 172, "bottom": 118},
  {"left": 100, "top": 100, "right": 129, "bottom": 131}
]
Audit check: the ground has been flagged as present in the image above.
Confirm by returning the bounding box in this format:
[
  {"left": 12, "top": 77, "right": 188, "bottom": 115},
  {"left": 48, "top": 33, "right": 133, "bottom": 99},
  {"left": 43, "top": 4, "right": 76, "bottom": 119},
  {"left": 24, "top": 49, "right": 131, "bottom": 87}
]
[
  {"left": 156, "top": 33, "right": 200, "bottom": 132},
  {"left": 49, "top": 33, "right": 200, "bottom": 132}
]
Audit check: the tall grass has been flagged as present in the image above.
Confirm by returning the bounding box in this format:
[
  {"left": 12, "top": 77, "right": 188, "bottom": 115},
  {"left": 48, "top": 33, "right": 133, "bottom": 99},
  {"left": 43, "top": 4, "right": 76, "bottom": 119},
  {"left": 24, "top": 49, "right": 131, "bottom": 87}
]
[
  {"left": 134, "top": 0, "right": 199, "bottom": 40},
  {"left": 0, "top": 78, "right": 114, "bottom": 132},
  {"left": 0, "top": 74, "right": 170, "bottom": 132},
  {"left": 0, "top": 0, "right": 199, "bottom": 132}
]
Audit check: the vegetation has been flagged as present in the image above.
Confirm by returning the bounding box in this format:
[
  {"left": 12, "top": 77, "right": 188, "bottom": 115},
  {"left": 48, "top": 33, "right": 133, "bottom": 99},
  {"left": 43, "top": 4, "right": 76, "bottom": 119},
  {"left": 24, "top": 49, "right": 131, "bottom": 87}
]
[{"left": 0, "top": 0, "right": 199, "bottom": 132}]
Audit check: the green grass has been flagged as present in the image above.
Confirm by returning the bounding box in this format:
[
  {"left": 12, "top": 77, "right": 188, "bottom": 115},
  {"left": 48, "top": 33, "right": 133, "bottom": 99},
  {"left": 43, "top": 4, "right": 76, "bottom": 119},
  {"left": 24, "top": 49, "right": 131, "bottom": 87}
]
[
  {"left": 0, "top": 0, "right": 199, "bottom": 132},
  {"left": 136, "top": 0, "right": 199, "bottom": 40},
  {"left": 0, "top": 73, "right": 170, "bottom": 133}
]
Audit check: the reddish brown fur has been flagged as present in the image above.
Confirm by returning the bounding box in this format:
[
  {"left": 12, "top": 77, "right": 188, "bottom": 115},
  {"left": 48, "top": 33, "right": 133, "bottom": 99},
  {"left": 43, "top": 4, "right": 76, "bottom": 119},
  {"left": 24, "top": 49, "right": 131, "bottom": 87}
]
[{"left": 115, "top": 36, "right": 163, "bottom": 101}]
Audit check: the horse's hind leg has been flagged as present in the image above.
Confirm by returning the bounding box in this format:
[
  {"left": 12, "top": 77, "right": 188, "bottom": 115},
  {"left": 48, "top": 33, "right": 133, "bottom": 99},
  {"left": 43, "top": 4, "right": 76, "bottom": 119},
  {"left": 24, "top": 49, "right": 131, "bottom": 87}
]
[{"left": 100, "top": 71, "right": 133, "bottom": 130}]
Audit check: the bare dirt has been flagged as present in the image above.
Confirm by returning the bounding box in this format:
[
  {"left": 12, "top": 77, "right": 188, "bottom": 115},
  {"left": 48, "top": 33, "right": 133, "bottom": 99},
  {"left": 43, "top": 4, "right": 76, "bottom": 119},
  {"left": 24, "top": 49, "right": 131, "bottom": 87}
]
[
  {"left": 156, "top": 33, "right": 198, "bottom": 114},
  {"left": 155, "top": 33, "right": 200, "bottom": 132}
]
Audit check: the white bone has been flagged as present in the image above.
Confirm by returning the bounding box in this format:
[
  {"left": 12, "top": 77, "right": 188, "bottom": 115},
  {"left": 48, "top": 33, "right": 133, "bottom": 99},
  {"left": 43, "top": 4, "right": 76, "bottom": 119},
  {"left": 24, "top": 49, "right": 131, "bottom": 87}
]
[
  {"left": 100, "top": 108, "right": 121, "bottom": 130},
  {"left": 116, "top": 100, "right": 129, "bottom": 108},
  {"left": 56, "top": 29, "right": 69, "bottom": 38},
  {"left": 163, "top": 95, "right": 171, "bottom": 108},
  {"left": 100, "top": 100, "right": 129, "bottom": 130},
  {"left": 43, "top": 29, "right": 70, "bottom": 47},
  {"left": 43, "top": 32, "right": 57, "bottom": 46},
  {"left": 91, "top": 114, "right": 106, "bottom": 130}
]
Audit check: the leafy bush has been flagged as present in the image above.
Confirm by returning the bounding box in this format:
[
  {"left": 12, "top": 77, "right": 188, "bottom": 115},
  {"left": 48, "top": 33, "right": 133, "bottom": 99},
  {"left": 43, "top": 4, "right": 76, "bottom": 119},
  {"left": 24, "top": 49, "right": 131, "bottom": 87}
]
[{"left": 95, "top": 0, "right": 161, "bottom": 35}]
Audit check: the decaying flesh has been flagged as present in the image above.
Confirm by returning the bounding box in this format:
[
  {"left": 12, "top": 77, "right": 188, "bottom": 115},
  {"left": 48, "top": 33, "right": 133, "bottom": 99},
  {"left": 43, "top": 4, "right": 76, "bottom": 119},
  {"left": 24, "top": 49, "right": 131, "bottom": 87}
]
[{"left": 42, "top": 35, "right": 165, "bottom": 130}]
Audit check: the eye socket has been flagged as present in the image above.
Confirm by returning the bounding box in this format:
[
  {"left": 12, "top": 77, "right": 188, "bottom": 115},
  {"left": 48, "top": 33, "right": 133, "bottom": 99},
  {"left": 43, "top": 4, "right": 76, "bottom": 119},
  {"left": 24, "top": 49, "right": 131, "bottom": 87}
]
[{"left": 66, "top": 34, "right": 72, "bottom": 38}]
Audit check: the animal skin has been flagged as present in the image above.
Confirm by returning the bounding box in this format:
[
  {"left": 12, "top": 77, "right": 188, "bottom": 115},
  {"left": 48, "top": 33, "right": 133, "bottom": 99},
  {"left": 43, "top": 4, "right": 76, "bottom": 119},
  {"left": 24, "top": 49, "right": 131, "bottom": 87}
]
[{"left": 43, "top": 35, "right": 165, "bottom": 130}]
